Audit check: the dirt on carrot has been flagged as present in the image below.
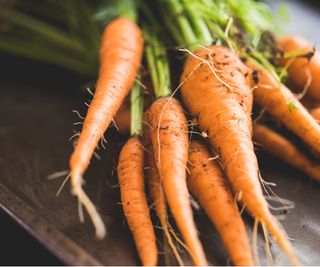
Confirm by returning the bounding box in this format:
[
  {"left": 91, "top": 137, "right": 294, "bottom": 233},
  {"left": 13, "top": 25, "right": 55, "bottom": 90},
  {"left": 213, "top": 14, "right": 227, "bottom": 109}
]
[
  {"left": 187, "top": 140, "right": 255, "bottom": 266},
  {"left": 144, "top": 96, "right": 207, "bottom": 266},
  {"left": 69, "top": 17, "right": 144, "bottom": 238},
  {"left": 117, "top": 136, "right": 157, "bottom": 266},
  {"left": 143, "top": 125, "right": 184, "bottom": 266},
  {"left": 180, "top": 45, "right": 299, "bottom": 265}
]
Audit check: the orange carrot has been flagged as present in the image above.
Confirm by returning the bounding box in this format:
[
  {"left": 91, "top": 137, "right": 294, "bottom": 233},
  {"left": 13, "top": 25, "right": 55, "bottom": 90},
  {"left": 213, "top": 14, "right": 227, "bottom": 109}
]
[
  {"left": 310, "top": 107, "right": 320, "bottom": 122},
  {"left": 114, "top": 100, "right": 131, "bottom": 135},
  {"left": 180, "top": 45, "right": 299, "bottom": 265},
  {"left": 187, "top": 140, "right": 254, "bottom": 266},
  {"left": 69, "top": 17, "right": 143, "bottom": 238},
  {"left": 117, "top": 136, "right": 157, "bottom": 266},
  {"left": 143, "top": 125, "right": 183, "bottom": 266},
  {"left": 254, "top": 123, "right": 320, "bottom": 182},
  {"left": 145, "top": 147, "right": 184, "bottom": 266},
  {"left": 277, "top": 35, "right": 320, "bottom": 100},
  {"left": 247, "top": 60, "right": 320, "bottom": 158},
  {"left": 144, "top": 97, "right": 207, "bottom": 266}
]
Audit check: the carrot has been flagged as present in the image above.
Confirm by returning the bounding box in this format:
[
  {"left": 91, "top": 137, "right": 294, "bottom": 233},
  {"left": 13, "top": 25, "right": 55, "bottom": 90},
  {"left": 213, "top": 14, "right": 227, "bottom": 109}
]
[
  {"left": 187, "top": 140, "right": 254, "bottom": 266},
  {"left": 277, "top": 35, "right": 320, "bottom": 100},
  {"left": 117, "top": 77, "right": 157, "bottom": 265},
  {"left": 310, "top": 107, "right": 320, "bottom": 122},
  {"left": 143, "top": 123, "right": 183, "bottom": 266},
  {"left": 180, "top": 45, "right": 299, "bottom": 265},
  {"left": 143, "top": 27, "right": 207, "bottom": 265},
  {"left": 113, "top": 100, "right": 131, "bottom": 135},
  {"left": 69, "top": 17, "right": 143, "bottom": 238},
  {"left": 144, "top": 97, "right": 207, "bottom": 265},
  {"left": 144, "top": 143, "right": 184, "bottom": 266},
  {"left": 247, "top": 60, "right": 320, "bottom": 157},
  {"left": 254, "top": 123, "right": 320, "bottom": 182},
  {"left": 117, "top": 136, "right": 157, "bottom": 266}
]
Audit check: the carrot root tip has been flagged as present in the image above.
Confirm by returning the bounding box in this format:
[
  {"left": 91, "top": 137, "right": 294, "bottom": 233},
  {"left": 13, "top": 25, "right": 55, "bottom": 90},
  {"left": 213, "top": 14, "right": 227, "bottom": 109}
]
[{"left": 71, "top": 172, "right": 106, "bottom": 239}]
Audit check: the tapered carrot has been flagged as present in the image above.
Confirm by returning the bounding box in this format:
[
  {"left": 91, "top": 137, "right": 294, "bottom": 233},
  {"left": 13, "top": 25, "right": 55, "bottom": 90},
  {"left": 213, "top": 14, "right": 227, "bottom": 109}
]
[
  {"left": 277, "top": 35, "right": 320, "bottom": 100},
  {"left": 180, "top": 45, "right": 299, "bottom": 265},
  {"left": 254, "top": 123, "right": 320, "bottom": 182},
  {"left": 144, "top": 97, "right": 207, "bottom": 266},
  {"left": 117, "top": 136, "right": 157, "bottom": 266},
  {"left": 143, "top": 124, "right": 183, "bottom": 266},
  {"left": 187, "top": 140, "right": 254, "bottom": 266},
  {"left": 117, "top": 78, "right": 157, "bottom": 265},
  {"left": 247, "top": 60, "right": 320, "bottom": 157},
  {"left": 69, "top": 17, "right": 143, "bottom": 238},
  {"left": 143, "top": 27, "right": 207, "bottom": 266},
  {"left": 144, "top": 145, "right": 184, "bottom": 266}
]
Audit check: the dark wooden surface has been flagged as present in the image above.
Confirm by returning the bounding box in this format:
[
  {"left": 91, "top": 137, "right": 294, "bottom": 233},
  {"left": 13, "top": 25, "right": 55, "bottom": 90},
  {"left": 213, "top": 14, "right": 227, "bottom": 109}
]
[{"left": 1, "top": 0, "right": 320, "bottom": 265}]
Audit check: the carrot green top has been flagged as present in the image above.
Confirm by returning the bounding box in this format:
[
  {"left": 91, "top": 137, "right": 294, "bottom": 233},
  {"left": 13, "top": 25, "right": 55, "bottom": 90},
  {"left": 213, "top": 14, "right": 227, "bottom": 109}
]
[
  {"left": 130, "top": 80, "right": 144, "bottom": 136},
  {"left": 144, "top": 28, "right": 171, "bottom": 98}
]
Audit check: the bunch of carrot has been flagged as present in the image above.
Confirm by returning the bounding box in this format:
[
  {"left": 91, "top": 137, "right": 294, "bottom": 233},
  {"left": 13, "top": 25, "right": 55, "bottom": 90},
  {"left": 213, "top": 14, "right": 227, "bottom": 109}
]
[{"left": 3, "top": 0, "right": 320, "bottom": 265}]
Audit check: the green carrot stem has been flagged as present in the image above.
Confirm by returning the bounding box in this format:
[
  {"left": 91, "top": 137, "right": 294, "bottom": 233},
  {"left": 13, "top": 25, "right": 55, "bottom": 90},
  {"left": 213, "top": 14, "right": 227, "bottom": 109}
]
[
  {"left": 0, "top": 38, "right": 95, "bottom": 76},
  {"left": 163, "top": 0, "right": 198, "bottom": 50},
  {"left": 144, "top": 28, "right": 171, "bottom": 98},
  {"left": 130, "top": 80, "right": 144, "bottom": 136},
  {"left": 118, "top": 0, "right": 138, "bottom": 21},
  {"left": 181, "top": 0, "right": 212, "bottom": 45}
]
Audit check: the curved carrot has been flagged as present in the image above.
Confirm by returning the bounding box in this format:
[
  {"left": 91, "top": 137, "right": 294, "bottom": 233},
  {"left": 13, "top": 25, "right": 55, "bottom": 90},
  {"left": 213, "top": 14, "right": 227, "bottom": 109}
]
[
  {"left": 278, "top": 35, "right": 320, "bottom": 100},
  {"left": 142, "top": 123, "right": 183, "bottom": 266},
  {"left": 247, "top": 60, "right": 320, "bottom": 158},
  {"left": 254, "top": 123, "right": 320, "bottom": 182},
  {"left": 180, "top": 45, "right": 299, "bottom": 265},
  {"left": 117, "top": 136, "right": 157, "bottom": 266},
  {"left": 187, "top": 140, "right": 255, "bottom": 266},
  {"left": 144, "top": 97, "right": 207, "bottom": 266},
  {"left": 69, "top": 17, "right": 143, "bottom": 238}
]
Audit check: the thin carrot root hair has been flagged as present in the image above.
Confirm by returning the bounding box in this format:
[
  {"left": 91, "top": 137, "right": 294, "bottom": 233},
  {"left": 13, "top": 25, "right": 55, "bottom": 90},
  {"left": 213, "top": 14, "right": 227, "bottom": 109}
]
[
  {"left": 168, "top": 223, "right": 191, "bottom": 255},
  {"left": 180, "top": 45, "right": 299, "bottom": 265},
  {"left": 56, "top": 174, "right": 71, "bottom": 197},
  {"left": 144, "top": 145, "right": 184, "bottom": 266},
  {"left": 144, "top": 96, "right": 207, "bottom": 265},
  {"left": 71, "top": 172, "right": 106, "bottom": 239},
  {"left": 47, "top": 170, "right": 69, "bottom": 180},
  {"left": 161, "top": 218, "right": 185, "bottom": 266},
  {"left": 262, "top": 220, "right": 274, "bottom": 266},
  {"left": 252, "top": 218, "right": 260, "bottom": 266}
]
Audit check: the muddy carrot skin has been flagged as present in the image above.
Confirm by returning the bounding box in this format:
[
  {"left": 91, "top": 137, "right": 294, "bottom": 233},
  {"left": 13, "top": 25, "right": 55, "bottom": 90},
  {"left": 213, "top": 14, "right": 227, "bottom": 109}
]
[
  {"left": 181, "top": 45, "right": 299, "bottom": 265},
  {"left": 188, "top": 140, "right": 255, "bottom": 266},
  {"left": 142, "top": 126, "right": 183, "bottom": 266},
  {"left": 248, "top": 60, "right": 320, "bottom": 158},
  {"left": 144, "top": 97, "right": 207, "bottom": 266},
  {"left": 117, "top": 136, "right": 157, "bottom": 266},
  {"left": 254, "top": 123, "right": 320, "bottom": 182},
  {"left": 278, "top": 35, "right": 320, "bottom": 100},
  {"left": 69, "top": 18, "right": 143, "bottom": 238}
]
